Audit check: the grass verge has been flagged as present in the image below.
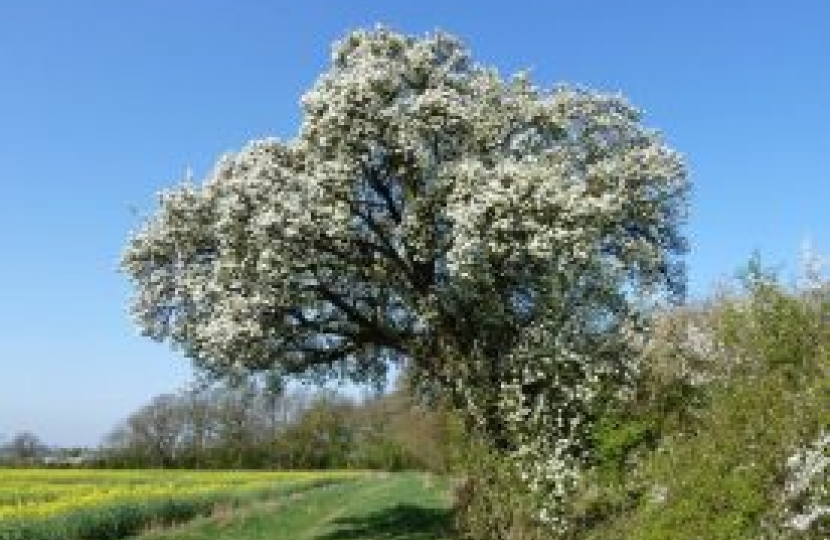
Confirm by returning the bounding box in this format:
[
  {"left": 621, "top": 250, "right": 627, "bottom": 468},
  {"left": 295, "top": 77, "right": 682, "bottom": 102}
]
[{"left": 136, "top": 472, "right": 457, "bottom": 540}]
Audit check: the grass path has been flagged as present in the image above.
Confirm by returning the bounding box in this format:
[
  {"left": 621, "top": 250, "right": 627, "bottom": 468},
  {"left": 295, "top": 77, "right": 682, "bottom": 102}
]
[{"left": 136, "top": 473, "right": 457, "bottom": 540}]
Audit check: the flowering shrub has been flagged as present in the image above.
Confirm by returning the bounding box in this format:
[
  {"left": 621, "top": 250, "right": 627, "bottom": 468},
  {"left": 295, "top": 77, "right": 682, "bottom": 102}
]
[{"left": 123, "top": 27, "right": 687, "bottom": 537}]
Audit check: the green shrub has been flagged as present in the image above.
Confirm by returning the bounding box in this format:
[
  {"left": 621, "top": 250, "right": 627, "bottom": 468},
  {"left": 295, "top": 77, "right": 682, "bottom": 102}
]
[
  {"left": 452, "top": 438, "right": 552, "bottom": 540},
  {"left": 580, "top": 260, "right": 830, "bottom": 540}
]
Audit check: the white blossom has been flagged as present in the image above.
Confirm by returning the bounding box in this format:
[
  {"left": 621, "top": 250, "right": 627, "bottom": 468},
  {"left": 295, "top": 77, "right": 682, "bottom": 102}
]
[{"left": 782, "top": 431, "right": 830, "bottom": 533}]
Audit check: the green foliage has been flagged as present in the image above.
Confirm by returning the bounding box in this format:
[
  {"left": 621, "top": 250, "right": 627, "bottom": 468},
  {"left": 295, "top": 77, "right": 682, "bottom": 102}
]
[
  {"left": 577, "top": 259, "right": 830, "bottom": 540},
  {"left": 590, "top": 415, "right": 658, "bottom": 482},
  {"left": 715, "top": 256, "right": 830, "bottom": 379},
  {"left": 610, "top": 374, "right": 810, "bottom": 540},
  {"left": 451, "top": 440, "right": 550, "bottom": 540}
]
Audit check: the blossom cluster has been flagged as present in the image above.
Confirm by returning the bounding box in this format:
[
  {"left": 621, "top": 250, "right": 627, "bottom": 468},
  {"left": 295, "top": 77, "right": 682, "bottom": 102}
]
[
  {"left": 783, "top": 431, "right": 830, "bottom": 533},
  {"left": 472, "top": 288, "right": 646, "bottom": 530}
]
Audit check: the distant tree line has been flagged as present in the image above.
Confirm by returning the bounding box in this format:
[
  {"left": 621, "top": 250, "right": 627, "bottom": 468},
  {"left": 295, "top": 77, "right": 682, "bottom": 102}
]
[{"left": 98, "top": 378, "right": 459, "bottom": 471}]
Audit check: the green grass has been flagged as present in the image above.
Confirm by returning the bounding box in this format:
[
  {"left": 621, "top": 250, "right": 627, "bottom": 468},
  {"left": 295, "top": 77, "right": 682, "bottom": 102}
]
[{"left": 136, "top": 472, "right": 457, "bottom": 540}]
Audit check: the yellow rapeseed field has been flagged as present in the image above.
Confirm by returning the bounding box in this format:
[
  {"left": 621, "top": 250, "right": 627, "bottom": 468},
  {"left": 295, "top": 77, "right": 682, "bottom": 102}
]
[{"left": 0, "top": 468, "right": 360, "bottom": 537}]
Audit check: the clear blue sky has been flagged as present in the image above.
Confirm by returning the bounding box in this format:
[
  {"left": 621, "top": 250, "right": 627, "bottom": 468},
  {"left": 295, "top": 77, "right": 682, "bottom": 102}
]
[{"left": 1, "top": 1, "right": 828, "bottom": 447}]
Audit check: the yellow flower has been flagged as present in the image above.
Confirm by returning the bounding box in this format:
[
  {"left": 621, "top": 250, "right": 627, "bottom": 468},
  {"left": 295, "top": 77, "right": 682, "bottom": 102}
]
[{"left": 0, "top": 468, "right": 363, "bottom": 522}]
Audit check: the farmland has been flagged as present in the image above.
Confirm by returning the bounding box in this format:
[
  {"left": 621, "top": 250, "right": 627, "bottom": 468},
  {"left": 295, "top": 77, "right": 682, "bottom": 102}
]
[{"left": 0, "top": 468, "right": 367, "bottom": 540}]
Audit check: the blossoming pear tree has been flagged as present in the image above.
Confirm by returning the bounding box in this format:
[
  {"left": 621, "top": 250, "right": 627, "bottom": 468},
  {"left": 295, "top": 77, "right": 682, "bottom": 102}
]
[{"left": 123, "top": 27, "right": 687, "bottom": 530}]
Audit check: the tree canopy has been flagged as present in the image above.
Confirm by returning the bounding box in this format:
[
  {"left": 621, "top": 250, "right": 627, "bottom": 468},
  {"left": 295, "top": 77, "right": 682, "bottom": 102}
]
[{"left": 124, "top": 27, "right": 685, "bottom": 379}]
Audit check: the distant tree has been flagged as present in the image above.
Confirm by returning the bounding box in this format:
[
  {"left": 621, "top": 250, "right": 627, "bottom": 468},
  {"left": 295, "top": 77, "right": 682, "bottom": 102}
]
[
  {"left": 105, "top": 394, "right": 187, "bottom": 467},
  {"left": 267, "top": 392, "right": 345, "bottom": 468},
  {"left": 6, "top": 431, "right": 48, "bottom": 461},
  {"left": 208, "top": 381, "right": 266, "bottom": 467},
  {"left": 123, "top": 27, "right": 687, "bottom": 532}
]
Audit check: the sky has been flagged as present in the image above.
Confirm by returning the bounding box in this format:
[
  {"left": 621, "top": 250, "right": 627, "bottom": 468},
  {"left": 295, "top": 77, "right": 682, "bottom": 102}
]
[{"left": 0, "top": 1, "right": 828, "bottom": 447}]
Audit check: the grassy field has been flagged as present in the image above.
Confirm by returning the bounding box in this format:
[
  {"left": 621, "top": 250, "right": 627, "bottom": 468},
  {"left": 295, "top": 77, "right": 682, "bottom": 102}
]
[{"left": 0, "top": 469, "right": 455, "bottom": 540}]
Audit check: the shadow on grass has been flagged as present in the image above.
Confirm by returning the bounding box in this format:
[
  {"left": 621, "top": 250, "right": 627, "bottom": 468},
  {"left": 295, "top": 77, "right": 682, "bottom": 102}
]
[{"left": 316, "top": 504, "right": 456, "bottom": 540}]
